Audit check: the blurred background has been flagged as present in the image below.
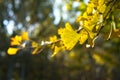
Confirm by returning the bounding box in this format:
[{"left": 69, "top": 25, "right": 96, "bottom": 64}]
[{"left": 0, "top": 0, "right": 120, "bottom": 80}]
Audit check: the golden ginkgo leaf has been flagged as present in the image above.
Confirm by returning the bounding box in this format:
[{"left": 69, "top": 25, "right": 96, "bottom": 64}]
[
  {"left": 11, "top": 35, "right": 22, "bottom": 46},
  {"left": 21, "top": 32, "right": 29, "bottom": 40},
  {"left": 51, "top": 46, "right": 60, "bottom": 57},
  {"left": 7, "top": 48, "right": 19, "bottom": 55},
  {"left": 32, "top": 41, "right": 39, "bottom": 48},
  {"left": 79, "top": 29, "right": 88, "bottom": 44},
  {"left": 49, "top": 36, "right": 57, "bottom": 42},
  {"left": 32, "top": 47, "right": 39, "bottom": 55},
  {"left": 51, "top": 45, "right": 65, "bottom": 57},
  {"left": 58, "top": 23, "right": 80, "bottom": 50}
]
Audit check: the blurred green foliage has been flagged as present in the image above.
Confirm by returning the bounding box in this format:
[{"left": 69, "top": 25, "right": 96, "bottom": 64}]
[{"left": 0, "top": 0, "right": 120, "bottom": 80}]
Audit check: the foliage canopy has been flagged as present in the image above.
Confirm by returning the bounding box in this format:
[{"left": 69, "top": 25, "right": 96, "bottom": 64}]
[{"left": 7, "top": 0, "right": 120, "bottom": 57}]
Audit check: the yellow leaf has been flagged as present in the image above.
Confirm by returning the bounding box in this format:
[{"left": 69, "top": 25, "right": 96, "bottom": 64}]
[
  {"left": 51, "top": 46, "right": 59, "bottom": 57},
  {"left": 88, "top": 31, "right": 97, "bottom": 39},
  {"left": 76, "top": 16, "right": 87, "bottom": 22},
  {"left": 21, "top": 32, "right": 29, "bottom": 40},
  {"left": 49, "top": 36, "right": 58, "bottom": 49},
  {"left": 97, "top": 4, "right": 106, "bottom": 13},
  {"left": 58, "top": 23, "right": 80, "bottom": 50},
  {"left": 58, "top": 28, "right": 63, "bottom": 35},
  {"left": 98, "top": 0, "right": 105, "bottom": 5},
  {"left": 86, "top": 3, "right": 94, "bottom": 14},
  {"left": 7, "top": 48, "right": 19, "bottom": 55},
  {"left": 65, "top": 23, "right": 73, "bottom": 31},
  {"left": 86, "top": 32, "right": 97, "bottom": 47},
  {"left": 92, "top": 53, "right": 104, "bottom": 65},
  {"left": 79, "top": 2, "right": 87, "bottom": 11},
  {"left": 32, "top": 48, "right": 39, "bottom": 55},
  {"left": 32, "top": 41, "right": 39, "bottom": 48},
  {"left": 49, "top": 36, "right": 57, "bottom": 42},
  {"left": 11, "top": 36, "right": 22, "bottom": 46},
  {"left": 84, "top": 21, "right": 95, "bottom": 31},
  {"left": 79, "top": 29, "right": 88, "bottom": 44},
  {"left": 11, "top": 40, "right": 21, "bottom": 46}
]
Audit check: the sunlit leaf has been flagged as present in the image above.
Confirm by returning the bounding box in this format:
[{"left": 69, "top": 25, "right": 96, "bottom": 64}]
[
  {"left": 98, "top": 0, "right": 105, "bottom": 5},
  {"left": 7, "top": 48, "right": 19, "bottom": 55},
  {"left": 88, "top": 31, "right": 97, "bottom": 39},
  {"left": 79, "top": 29, "right": 88, "bottom": 44},
  {"left": 97, "top": 4, "right": 106, "bottom": 13},
  {"left": 51, "top": 45, "right": 65, "bottom": 57},
  {"left": 92, "top": 53, "right": 105, "bottom": 65},
  {"left": 32, "top": 41, "right": 39, "bottom": 48},
  {"left": 21, "top": 32, "right": 29, "bottom": 40},
  {"left": 76, "top": 16, "right": 87, "bottom": 22},
  {"left": 79, "top": 2, "right": 87, "bottom": 11},
  {"left": 32, "top": 47, "right": 39, "bottom": 55},
  {"left": 49, "top": 36, "right": 57, "bottom": 42},
  {"left": 11, "top": 36, "right": 22, "bottom": 46},
  {"left": 86, "top": 3, "right": 94, "bottom": 14},
  {"left": 51, "top": 46, "right": 60, "bottom": 57},
  {"left": 58, "top": 23, "right": 80, "bottom": 50}
]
